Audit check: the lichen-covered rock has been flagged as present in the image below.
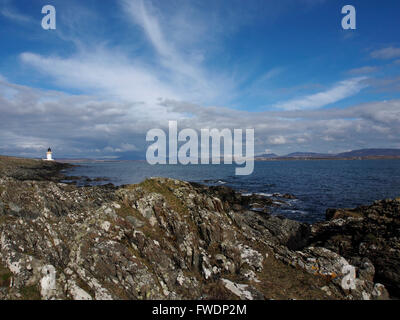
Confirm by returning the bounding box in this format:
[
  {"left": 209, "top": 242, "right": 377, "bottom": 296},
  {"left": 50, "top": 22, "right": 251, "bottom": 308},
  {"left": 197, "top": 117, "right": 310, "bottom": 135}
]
[
  {"left": 221, "top": 278, "right": 264, "bottom": 300},
  {"left": 0, "top": 156, "right": 397, "bottom": 300},
  {"left": 310, "top": 199, "right": 400, "bottom": 297},
  {"left": 272, "top": 245, "right": 390, "bottom": 300}
]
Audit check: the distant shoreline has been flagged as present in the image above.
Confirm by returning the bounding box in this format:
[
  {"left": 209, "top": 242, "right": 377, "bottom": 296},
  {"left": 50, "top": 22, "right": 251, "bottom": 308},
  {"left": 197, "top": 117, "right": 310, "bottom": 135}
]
[
  {"left": 60, "top": 156, "right": 400, "bottom": 163},
  {"left": 57, "top": 156, "right": 400, "bottom": 163},
  {"left": 2, "top": 154, "right": 400, "bottom": 164},
  {"left": 255, "top": 156, "right": 400, "bottom": 161}
]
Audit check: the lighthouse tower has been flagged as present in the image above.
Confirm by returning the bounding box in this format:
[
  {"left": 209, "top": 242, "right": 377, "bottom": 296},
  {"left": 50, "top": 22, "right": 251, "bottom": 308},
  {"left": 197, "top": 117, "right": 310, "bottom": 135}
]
[{"left": 45, "top": 148, "right": 54, "bottom": 161}]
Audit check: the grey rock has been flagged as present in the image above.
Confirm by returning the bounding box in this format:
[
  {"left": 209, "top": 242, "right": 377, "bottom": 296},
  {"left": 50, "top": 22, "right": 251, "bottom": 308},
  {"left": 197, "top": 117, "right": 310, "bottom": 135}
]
[{"left": 0, "top": 156, "right": 397, "bottom": 300}]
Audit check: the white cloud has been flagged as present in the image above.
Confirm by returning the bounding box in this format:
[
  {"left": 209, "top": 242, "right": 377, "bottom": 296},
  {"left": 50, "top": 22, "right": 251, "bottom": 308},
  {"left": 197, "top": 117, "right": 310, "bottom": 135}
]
[
  {"left": 259, "top": 68, "right": 285, "bottom": 81},
  {"left": 20, "top": 51, "right": 178, "bottom": 106},
  {"left": 268, "top": 136, "right": 287, "bottom": 145},
  {"left": 296, "top": 137, "right": 307, "bottom": 143},
  {"left": 19, "top": 0, "right": 238, "bottom": 109},
  {"left": 104, "top": 143, "right": 138, "bottom": 153},
  {"left": 118, "top": 0, "right": 235, "bottom": 104},
  {"left": 348, "top": 66, "right": 378, "bottom": 75},
  {"left": 272, "top": 77, "right": 367, "bottom": 111},
  {"left": 0, "top": 7, "right": 34, "bottom": 24},
  {"left": 1, "top": 77, "right": 400, "bottom": 157},
  {"left": 371, "top": 47, "right": 400, "bottom": 60}
]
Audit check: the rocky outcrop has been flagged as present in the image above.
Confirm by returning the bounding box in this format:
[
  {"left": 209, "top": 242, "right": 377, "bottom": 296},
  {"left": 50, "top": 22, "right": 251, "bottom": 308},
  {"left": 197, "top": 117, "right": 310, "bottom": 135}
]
[
  {"left": 310, "top": 200, "right": 400, "bottom": 297},
  {"left": 0, "top": 156, "right": 72, "bottom": 182},
  {"left": 0, "top": 156, "right": 397, "bottom": 300}
]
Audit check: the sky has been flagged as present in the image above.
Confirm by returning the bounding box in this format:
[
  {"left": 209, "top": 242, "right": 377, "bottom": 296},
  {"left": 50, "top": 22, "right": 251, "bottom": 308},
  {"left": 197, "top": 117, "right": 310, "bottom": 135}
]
[{"left": 0, "top": 0, "right": 400, "bottom": 158}]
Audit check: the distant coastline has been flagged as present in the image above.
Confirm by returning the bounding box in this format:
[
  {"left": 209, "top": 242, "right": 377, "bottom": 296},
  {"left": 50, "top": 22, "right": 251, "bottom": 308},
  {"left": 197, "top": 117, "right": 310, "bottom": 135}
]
[
  {"left": 255, "top": 148, "right": 400, "bottom": 161},
  {"left": 59, "top": 155, "right": 400, "bottom": 163},
  {"left": 3, "top": 147, "right": 400, "bottom": 163},
  {"left": 255, "top": 156, "right": 400, "bottom": 161},
  {"left": 50, "top": 148, "right": 400, "bottom": 163},
  {"left": 55, "top": 156, "right": 400, "bottom": 163}
]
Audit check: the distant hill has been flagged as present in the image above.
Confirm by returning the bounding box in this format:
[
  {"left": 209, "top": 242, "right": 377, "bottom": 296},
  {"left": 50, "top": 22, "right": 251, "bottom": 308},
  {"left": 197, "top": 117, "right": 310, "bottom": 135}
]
[
  {"left": 256, "top": 148, "right": 400, "bottom": 161},
  {"left": 256, "top": 153, "right": 279, "bottom": 159},
  {"left": 285, "top": 152, "right": 334, "bottom": 158},
  {"left": 335, "top": 149, "right": 400, "bottom": 158}
]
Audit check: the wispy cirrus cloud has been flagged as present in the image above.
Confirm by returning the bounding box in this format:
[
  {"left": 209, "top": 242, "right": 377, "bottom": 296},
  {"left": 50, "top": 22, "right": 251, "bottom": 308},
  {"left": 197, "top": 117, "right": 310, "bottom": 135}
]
[
  {"left": 119, "top": 0, "right": 237, "bottom": 104},
  {"left": 371, "top": 47, "right": 400, "bottom": 60},
  {"left": 0, "top": 7, "right": 34, "bottom": 24},
  {"left": 19, "top": 0, "right": 238, "bottom": 108},
  {"left": 20, "top": 50, "right": 180, "bottom": 105},
  {"left": 348, "top": 66, "right": 379, "bottom": 75},
  {"left": 272, "top": 77, "right": 368, "bottom": 111}
]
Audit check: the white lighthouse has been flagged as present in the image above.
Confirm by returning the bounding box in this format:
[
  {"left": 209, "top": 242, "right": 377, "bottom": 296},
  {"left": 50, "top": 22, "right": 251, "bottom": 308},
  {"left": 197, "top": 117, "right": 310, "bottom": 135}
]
[{"left": 45, "top": 148, "right": 54, "bottom": 161}]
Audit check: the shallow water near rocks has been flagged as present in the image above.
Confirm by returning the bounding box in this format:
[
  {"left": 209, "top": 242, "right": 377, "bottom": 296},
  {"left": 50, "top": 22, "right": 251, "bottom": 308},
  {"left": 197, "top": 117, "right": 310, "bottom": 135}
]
[{"left": 64, "top": 159, "right": 400, "bottom": 224}]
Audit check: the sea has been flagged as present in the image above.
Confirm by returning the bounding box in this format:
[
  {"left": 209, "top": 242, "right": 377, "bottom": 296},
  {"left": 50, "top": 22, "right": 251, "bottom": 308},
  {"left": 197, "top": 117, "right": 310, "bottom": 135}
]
[{"left": 63, "top": 159, "right": 400, "bottom": 224}]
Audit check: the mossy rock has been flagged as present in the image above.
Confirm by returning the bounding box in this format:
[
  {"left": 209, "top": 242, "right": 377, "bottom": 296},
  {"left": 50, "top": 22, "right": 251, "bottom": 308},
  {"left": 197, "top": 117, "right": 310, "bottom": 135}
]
[
  {"left": 0, "top": 263, "right": 12, "bottom": 287},
  {"left": 20, "top": 285, "right": 41, "bottom": 300},
  {"left": 365, "top": 233, "right": 378, "bottom": 243},
  {"left": 138, "top": 179, "right": 189, "bottom": 216}
]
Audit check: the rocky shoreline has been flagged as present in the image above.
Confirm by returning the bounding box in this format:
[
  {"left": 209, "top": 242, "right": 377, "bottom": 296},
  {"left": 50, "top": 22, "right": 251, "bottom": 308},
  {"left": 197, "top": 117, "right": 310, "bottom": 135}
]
[{"left": 0, "top": 155, "right": 398, "bottom": 300}]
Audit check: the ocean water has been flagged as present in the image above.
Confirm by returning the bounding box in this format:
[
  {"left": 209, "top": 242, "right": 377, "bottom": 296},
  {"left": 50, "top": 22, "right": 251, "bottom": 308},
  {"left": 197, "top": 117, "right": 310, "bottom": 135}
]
[{"left": 64, "top": 159, "right": 400, "bottom": 224}]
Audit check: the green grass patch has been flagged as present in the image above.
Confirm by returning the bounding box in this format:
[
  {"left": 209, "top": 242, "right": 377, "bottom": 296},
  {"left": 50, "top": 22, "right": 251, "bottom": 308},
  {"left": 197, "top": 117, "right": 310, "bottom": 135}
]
[
  {"left": 20, "top": 285, "right": 41, "bottom": 300},
  {"left": 0, "top": 263, "right": 12, "bottom": 287},
  {"left": 116, "top": 203, "right": 141, "bottom": 219},
  {"left": 254, "top": 249, "right": 338, "bottom": 300},
  {"left": 365, "top": 233, "right": 378, "bottom": 243},
  {"left": 138, "top": 179, "right": 189, "bottom": 216}
]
